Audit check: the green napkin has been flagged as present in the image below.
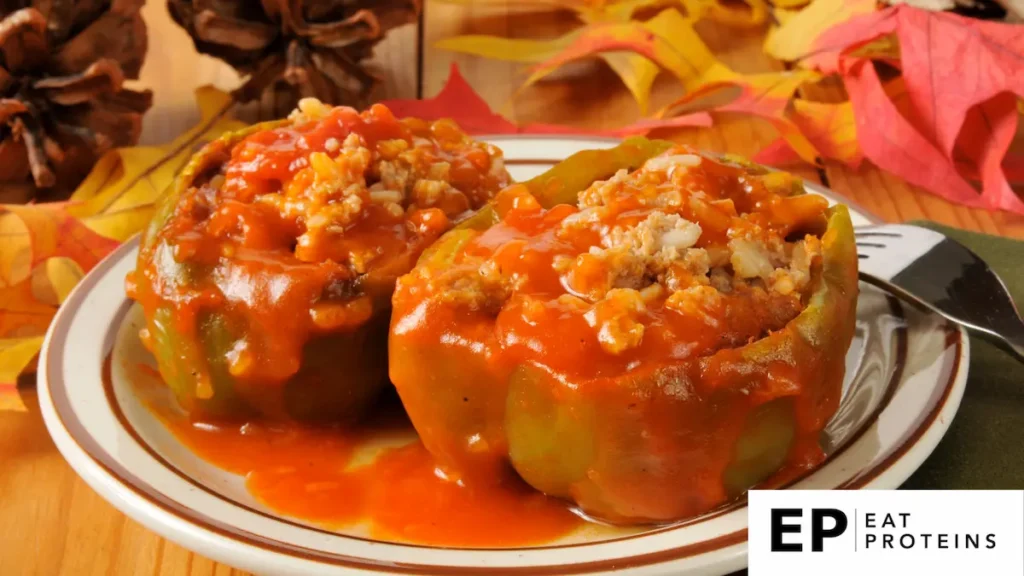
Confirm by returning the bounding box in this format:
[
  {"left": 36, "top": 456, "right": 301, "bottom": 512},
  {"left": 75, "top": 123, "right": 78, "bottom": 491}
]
[{"left": 900, "top": 222, "right": 1024, "bottom": 489}]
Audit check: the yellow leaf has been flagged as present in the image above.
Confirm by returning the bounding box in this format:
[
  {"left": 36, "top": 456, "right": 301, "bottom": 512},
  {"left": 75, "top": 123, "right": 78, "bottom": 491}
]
[
  {"left": 771, "top": 0, "right": 811, "bottom": 8},
  {"left": 435, "top": 33, "right": 577, "bottom": 63},
  {"left": 44, "top": 257, "right": 85, "bottom": 305},
  {"left": 437, "top": 3, "right": 738, "bottom": 112},
  {"left": 598, "top": 0, "right": 674, "bottom": 21},
  {"left": 763, "top": 0, "right": 878, "bottom": 62},
  {"left": 789, "top": 99, "right": 861, "bottom": 165},
  {"left": 522, "top": 9, "right": 733, "bottom": 98},
  {"left": 600, "top": 51, "right": 660, "bottom": 114},
  {"left": 433, "top": 0, "right": 667, "bottom": 21},
  {"left": 66, "top": 86, "right": 244, "bottom": 241},
  {"left": 682, "top": 0, "right": 770, "bottom": 28},
  {"left": 772, "top": 7, "right": 802, "bottom": 23},
  {"left": 80, "top": 204, "right": 158, "bottom": 242},
  {"left": 642, "top": 8, "right": 734, "bottom": 88},
  {"left": 0, "top": 210, "right": 31, "bottom": 287},
  {"left": 0, "top": 336, "right": 44, "bottom": 386}
]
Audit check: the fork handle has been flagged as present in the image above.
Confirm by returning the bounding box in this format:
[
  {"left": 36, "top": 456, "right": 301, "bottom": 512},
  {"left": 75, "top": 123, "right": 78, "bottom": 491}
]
[
  {"left": 861, "top": 272, "right": 1024, "bottom": 365},
  {"left": 986, "top": 330, "right": 1024, "bottom": 365}
]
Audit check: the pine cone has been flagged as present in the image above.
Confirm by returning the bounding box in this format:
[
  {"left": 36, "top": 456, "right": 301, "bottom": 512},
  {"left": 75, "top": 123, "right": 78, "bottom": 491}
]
[
  {"left": 0, "top": 0, "right": 152, "bottom": 203},
  {"left": 168, "top": 0, "right": 420, "bottom": 115}
]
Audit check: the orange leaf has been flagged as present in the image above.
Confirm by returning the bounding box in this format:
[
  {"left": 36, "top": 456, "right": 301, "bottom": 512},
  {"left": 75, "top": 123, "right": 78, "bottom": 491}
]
[
  {"left": 661, "top": 70, "right": 824, "bottom": 163},
  {"left": 525, "top": 9, "right": 734, "bottom": 92},
  {"left": 0, "top": 281, "right": 55, "bottom": 339},
  {"left": 0, "top": 205, "right": 117, "bottom": 394},
  {"left": 2, "top": 204, "right": 120, "bottom": 276},
  {"left": 755, "top": 100, "right": 862, "bottom": 167}
]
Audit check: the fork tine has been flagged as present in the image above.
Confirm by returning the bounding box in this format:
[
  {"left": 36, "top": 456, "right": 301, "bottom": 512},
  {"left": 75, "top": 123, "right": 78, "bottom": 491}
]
[{"left": 853, "top": 224, "right": 947, "bottom": 280}]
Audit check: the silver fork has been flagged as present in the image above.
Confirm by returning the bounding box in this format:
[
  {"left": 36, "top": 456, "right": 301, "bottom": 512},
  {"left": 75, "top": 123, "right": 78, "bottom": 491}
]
[{"left": 855, "top": 224, "right": 1024, "bottom": 363}]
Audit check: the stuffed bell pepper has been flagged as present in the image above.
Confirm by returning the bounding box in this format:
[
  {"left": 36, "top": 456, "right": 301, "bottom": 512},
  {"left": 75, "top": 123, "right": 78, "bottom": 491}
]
[
  {"left": 389, "top": 141, "right": 858, "bottom": 522},
  {"left": 127, "top": 99, "right": 510, "bottom": 422}
]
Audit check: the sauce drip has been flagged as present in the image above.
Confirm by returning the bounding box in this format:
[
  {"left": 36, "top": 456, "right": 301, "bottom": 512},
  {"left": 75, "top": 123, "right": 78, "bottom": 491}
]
[{"left": 132, "top": 361, "right": 585, "bottom": 547}]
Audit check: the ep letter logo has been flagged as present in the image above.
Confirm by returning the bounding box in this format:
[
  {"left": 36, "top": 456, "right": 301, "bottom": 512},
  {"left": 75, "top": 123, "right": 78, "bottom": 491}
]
[
  {"left": 771, "top": 508, "right": 848, "bottom": 552},
  {"left": 749, "top": 490, "right": 1024, "bottom": 576}
]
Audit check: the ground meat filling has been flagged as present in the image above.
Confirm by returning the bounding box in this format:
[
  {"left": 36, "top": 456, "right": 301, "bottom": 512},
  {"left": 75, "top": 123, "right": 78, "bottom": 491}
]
[
  {"left": 187, "top": 97, "right": 509, "bottom": 277},
  {"left": 407, "top": 147, "right": 829, "bottom": 364}
]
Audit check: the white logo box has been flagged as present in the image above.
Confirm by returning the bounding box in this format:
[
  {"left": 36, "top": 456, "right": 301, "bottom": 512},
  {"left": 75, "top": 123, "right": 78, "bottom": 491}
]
[{"left": 749, "top": 490, "right": 1024, "bottom": 575}]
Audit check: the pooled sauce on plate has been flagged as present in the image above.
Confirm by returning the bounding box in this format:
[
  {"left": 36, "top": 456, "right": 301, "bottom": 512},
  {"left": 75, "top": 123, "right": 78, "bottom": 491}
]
[{"left": 122, "top": 356, "right": 588, "bottom": 547}]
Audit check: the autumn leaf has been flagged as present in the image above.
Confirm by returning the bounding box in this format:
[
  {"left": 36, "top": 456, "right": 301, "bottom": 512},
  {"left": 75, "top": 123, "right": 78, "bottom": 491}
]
[
  {"left": 434, "top": 34, "right": 575, "bottom": 64},
  {"left": 34, "top": 257, "right": 85, "bottom": 306},
  {"left": 437, "top": 3, "right": 743, "bottom": 112},
  {"left": 433, "top": 0, "right": 660, "bottom": 22},
  {"left": 1, "top": 204, "right": 120, "bottom": 286},
  {"left": 754, "top": 100, "right": 862, "bottom": 167},
  {"left": 0, "top": 281, "right": 57, "bottom": 342},
  {"left": 763, "top": 0, "right": 878, "bottom": 66},
  {"left": 843, "top": 58, "right": 989, "bottom": 208},
  {"left": 382, "top": 63, "right": 712, "bottom": 135},
  {"left": 0, "top": 205, "right": 121, "bottom": 392},
  {"left": 0, "top": 87, "right": 245, "bottom": 403},
  {"left": 770, "top": 0, "right": 811, "bottom": 8},
  {"left": 0, "top": 280, "right": 58, "bottom": 393},
  {"left": 826, "top": 6, "right": 1024, "bottom": 212},
  {"left": 67, "top": 86, "right": 246, "bottom": 240},
  {"left": 601, "top": 52, "right": 660, "bottom": 114},
  {"left": 660, "top": 69, "right": 826, "bottom": 163},
  {"left": 681, "top": 0, "right": 770, "bottom": 28},
  {"left": 522, "top": 9, "right": 734, "bottom": 94},
  {"left": 0, "top": 336, "right": 42, "bottom": 409}
]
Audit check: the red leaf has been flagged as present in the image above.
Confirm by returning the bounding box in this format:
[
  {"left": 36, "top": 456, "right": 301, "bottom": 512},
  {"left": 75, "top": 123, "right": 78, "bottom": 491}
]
[
  {"left": 955, "top": 94, "right": 1024, "bottom": 212},
  {"left": 805, "top": 8, "right": 898, "bottom": 73},
  {"left": 843, "top": 58, "right": 984, "bottom": 208},
  {"left": 382, "top": 64, "right": 519, "bottom": 134},
  {"left": 820, "top": 6, "right": 1024, "bottom": 213},
  {"left": 381, "top": 64, "right": 712, "bottom": 137}
]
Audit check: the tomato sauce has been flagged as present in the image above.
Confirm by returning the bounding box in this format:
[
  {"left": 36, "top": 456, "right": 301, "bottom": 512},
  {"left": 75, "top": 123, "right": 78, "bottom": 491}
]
[{"left": 138, "top": 385, "right": 585, "bottom": 546}]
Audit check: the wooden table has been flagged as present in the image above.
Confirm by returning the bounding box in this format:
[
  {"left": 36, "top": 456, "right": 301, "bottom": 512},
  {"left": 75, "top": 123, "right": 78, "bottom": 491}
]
[{"left": 4, "top": 3, "right": 1023, "bottom": 575}]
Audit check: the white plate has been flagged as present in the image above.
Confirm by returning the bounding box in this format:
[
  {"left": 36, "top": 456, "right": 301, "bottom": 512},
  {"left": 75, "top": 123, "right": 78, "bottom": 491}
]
[{"left": 39, "top": 136, "right": 969, "bottom": 575}]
